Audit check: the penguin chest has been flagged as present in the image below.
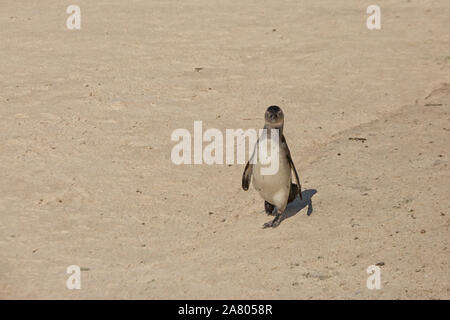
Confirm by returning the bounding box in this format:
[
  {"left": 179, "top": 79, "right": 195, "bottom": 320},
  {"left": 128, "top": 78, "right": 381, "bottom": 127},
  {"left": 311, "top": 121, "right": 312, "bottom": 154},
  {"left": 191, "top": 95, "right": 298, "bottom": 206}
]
[{"left": 252, "top": 138, "right": 291, "bottom": 209}]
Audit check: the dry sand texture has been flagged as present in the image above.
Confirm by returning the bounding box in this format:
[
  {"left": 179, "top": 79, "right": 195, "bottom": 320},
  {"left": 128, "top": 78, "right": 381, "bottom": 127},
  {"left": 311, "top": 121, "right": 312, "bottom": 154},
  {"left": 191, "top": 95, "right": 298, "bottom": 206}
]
[{"left": 0, "top": 0, "right": 449, "bottom": 299}]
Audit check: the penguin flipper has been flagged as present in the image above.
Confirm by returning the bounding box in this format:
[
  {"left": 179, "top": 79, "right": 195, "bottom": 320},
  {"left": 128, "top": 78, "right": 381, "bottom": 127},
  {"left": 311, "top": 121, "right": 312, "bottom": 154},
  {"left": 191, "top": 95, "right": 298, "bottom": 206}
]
[
  {"left": 281, "top": 136, "right": 303, "bottom": 200},
  {"left": 287, "top": 155, "right": 302, "bottom": 200},
  {"left": 242, "top": 160, "right": 253, "bottom": 191},
  {"left": 288, "top": 183, "right": 299, "bottom": 203}
]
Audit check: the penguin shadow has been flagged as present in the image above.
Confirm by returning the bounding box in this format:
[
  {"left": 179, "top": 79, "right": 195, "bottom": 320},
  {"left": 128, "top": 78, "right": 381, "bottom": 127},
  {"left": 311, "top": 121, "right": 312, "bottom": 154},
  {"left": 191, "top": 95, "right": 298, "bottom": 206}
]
[{"left": 281, "top": 188, "right": 317, "bottom": 222}]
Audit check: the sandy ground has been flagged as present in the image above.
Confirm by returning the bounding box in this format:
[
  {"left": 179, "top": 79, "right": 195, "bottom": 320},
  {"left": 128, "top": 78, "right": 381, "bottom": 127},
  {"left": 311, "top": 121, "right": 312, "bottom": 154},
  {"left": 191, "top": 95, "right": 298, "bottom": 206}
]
[{"left": 0, "top": 0, "right": 449, "bottom": 299}]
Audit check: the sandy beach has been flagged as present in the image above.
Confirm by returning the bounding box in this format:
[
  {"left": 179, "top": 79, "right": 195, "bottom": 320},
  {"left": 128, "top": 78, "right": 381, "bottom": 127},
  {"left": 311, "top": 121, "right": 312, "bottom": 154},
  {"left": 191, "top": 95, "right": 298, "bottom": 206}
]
[{"left": 0, "top": 0, "right": 449, "bottom": 299}]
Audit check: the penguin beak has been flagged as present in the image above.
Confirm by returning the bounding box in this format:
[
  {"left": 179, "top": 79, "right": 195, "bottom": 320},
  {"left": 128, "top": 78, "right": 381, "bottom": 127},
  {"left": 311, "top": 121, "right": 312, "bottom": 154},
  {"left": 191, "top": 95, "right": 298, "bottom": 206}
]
[{"left": 269, "top": 114, "right": 277, "bottom": 120}]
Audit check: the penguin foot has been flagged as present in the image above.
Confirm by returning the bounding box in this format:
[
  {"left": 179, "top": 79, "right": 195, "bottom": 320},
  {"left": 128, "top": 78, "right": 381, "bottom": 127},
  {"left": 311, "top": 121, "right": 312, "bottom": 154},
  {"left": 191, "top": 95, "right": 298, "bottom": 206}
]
[
  {"left": 264, "top": 201, "right": 276, "bottom": 216},
  {"left": 263, "top": 214, "right": 282, "bottom": 229}
]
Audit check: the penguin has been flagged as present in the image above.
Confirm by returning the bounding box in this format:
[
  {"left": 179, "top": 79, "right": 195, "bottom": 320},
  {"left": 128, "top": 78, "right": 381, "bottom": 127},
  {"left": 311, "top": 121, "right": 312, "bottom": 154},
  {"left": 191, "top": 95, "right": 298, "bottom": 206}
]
[{"left": 242, "top": 105, "right": 302, "bottom": 228}]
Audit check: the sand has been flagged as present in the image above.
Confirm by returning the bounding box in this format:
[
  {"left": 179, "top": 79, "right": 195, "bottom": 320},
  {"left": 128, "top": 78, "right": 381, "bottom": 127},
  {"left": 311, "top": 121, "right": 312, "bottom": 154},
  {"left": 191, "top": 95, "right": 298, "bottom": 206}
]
[{"left": 0, "top": 0, "right": 449, "bottom": 299}]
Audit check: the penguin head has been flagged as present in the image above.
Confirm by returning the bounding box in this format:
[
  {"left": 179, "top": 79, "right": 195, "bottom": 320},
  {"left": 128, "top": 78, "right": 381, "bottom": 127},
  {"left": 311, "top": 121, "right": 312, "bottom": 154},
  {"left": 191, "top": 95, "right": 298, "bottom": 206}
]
[{"left": 264, "top": 105, "right": 284, "bottom": 128}]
